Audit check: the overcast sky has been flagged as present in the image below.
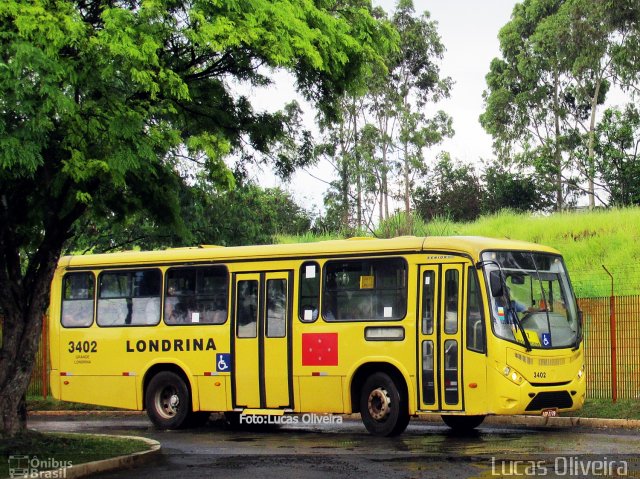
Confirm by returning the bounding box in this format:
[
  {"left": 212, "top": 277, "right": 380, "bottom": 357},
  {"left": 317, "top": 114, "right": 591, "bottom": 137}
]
[{"left": 253, "top": 0, "right": 520, "bottom": 212}]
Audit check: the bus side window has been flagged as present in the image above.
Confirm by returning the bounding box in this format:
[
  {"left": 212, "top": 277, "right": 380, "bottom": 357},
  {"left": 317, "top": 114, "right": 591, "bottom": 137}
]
[
  {"left": 444, "top": 270, "right": 459, "bottom": 334},
  {"left": 97, "top": 269, "right": 161, "bottom": 327},
  {"left": 466, "top": 267, "right": 485, "bottom": 353},
  {"left": 299, "top": 262, "right": 319, "bottom": 322},
  {"left": 164, "top": 266, "right": 228, "bottom": 325},
  {"left": 61, "top": 272, "right": 95, "bottom": 328},
  {"left": 322, "top": 258, "right": 407, "bottom": 321}
]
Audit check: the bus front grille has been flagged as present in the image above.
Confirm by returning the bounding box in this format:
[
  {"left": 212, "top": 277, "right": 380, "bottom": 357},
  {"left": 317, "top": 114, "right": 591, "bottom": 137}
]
[{"left": 525, "top": 391, "right": 573, "bottom": 411}]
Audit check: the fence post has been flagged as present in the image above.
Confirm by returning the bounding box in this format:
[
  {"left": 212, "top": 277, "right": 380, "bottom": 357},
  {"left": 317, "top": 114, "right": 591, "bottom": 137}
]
[{"left": 602, "top": 265, "right": 617, "bottom": 402}]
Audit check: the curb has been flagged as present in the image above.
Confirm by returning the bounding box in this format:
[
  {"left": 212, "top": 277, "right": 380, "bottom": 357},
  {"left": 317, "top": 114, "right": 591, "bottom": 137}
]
[
  {"left": 36, "top": 434, "right": 160, "bottom": 479},
  {"left": 30, "top": 410, "right": 640, "bottom": 430},
  {"left": 29, "top": 410, "right": 145, "bottom": 417},
  {"left": 342, "top": 413, "right": 640, "bottom": 430}
]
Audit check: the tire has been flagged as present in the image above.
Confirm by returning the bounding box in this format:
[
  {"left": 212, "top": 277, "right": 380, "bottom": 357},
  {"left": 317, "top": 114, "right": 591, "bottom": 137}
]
[
  {"left": 441, "top": 414, "right": 485, "bottom": 432},
  {"left": 145, "top": 371, "right": 192, "bottom": 429},
  {"left": 359, "top": 372, "right": 410, "bottom": 437}
]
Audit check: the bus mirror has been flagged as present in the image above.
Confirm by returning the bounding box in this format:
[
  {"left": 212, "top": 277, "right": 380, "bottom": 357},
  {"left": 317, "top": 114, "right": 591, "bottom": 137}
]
[
  {"left": 510, "top": 274, "right": 525, "bottom": 285},
  {"left": 489, "top": 271, "right": 503, "bottom": 297}
]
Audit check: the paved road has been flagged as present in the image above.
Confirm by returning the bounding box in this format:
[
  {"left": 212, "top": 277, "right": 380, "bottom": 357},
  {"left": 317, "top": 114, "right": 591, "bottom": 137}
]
[{"left": 30, "top": 414, "right": 640, "bottom": 478}]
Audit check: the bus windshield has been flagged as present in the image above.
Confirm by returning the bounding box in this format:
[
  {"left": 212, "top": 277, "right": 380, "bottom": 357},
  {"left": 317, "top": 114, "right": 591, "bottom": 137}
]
[{"left": 482, "top": 251, "right": 580, "bottom": 349}]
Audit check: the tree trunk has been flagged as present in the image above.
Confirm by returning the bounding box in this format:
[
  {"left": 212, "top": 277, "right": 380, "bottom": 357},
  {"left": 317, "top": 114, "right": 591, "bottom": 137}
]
[
  {"left": 0, "top": 219, "right": 62, "bottom": 437},
  {"left": 381, "top": 149, "right": 389, "bottom": 221},
  {"left": 403, "top": 141, "right": 411, "bottom": 216},
  {"left": 586, "top": 78, "right": 602, "bottom": 209},
  {"left": 0, "top": 306, "right": 48, "bottom": 437},
  {"left": 553, "top": 65, "right": 563, "bottom": 211},
  {"left": 353, "top": 105, "right": 362, "bottom": 230}
]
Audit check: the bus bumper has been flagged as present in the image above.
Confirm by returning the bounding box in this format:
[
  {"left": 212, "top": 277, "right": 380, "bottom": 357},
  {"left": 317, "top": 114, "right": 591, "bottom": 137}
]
[{"left": 491, "top": 366, "right": 586, "bottom": 416}]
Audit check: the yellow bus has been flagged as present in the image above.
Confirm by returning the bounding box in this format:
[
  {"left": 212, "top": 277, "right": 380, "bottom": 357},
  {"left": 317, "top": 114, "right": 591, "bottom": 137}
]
[{"left": 48, "top": 236, "right": 585, "bottom": 436}]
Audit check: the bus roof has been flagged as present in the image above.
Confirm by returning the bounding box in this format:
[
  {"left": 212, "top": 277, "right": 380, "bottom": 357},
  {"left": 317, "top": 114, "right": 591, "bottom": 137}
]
[{"left": 58, "top": 236, "right": 561, "bottom": 269}]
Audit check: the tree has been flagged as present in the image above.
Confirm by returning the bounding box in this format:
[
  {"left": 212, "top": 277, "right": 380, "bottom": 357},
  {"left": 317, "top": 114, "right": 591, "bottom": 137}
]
[
  {"left": 391, "top": 0, "right": 453, "bottom": 216},
  {"left": 413, "top": 153, "right": 483, "bottom": 222},
  {"left": 480, "top": 0, "right": 640, "bottom": 209},
  {"left": 482, "top": 162, "right": 555, "bottom": 213},
  {"left": 480, "top": 0, "right": 570, "bottom": 210},
  {"left": 0, "top": 0, "right": 392, "bottom": 436},
  {"left": 592, "top": 105, "right": 640, "bottom": 206},
  {"left": 68, "top": 181, "right": 313, "bottom": 252}
]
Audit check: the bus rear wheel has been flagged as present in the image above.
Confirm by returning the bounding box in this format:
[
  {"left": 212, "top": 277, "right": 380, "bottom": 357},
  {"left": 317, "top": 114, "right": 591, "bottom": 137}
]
[
  {"left": 359, "top": 372, "right": 409, "bottom": 437},
  {"left": 441, "top": 414, "right": 485, "bottom": 432},
  {"left": 145, "top": 371, "right": 191, "bottom": 429}
]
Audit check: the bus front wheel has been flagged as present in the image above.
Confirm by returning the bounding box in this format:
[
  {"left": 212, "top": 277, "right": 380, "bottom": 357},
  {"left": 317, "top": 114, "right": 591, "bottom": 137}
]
[
  {"left": 359, "top": 372, "right": 409, "bottom": 436},
  {"left": 145, "top": 371, "right": 191, "bottom": 429},
  {"left": 441, "top": 414, "right": 485, "bottom": 432}
]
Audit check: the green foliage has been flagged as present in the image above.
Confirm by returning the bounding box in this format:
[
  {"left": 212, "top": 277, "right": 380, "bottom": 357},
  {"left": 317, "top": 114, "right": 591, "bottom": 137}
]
[
  {"left": 566, "top": 398, "right": 640, "bottom": 420},
  {"left": 482, "top": 162, "right": 555, "bottom": 213},
  {"left": 68, "top": 182, "right": 313, "bottom": 252},
  {"left": 413, "top": 153, "right": 483, "bottom": 222},
  {"left": 285, "top": 207, "right": 640, "bottom": 298},
  {"left": 592, "top": 105, "right": 640, "bottom": 206},
  {"left": 318, "top": 0, "right": 452, "bottom": 231},
  {"left": 0, "top": 431, "right": 149, "bottom": 477},
  {"left": 0, "top": 0, "right": 394, "bottom": 436},
  {"left": 481, "top": 0, "right": 640, "bottom": 209}
]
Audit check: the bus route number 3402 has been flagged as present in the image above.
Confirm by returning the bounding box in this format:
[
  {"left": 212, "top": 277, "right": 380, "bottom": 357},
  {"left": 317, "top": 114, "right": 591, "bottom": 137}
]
[
  {"left": 533, "top": 371, "right": 547, "bottom": 379},
  {"left": 68, "top": 340, "right": 97, "bottom": 353}
]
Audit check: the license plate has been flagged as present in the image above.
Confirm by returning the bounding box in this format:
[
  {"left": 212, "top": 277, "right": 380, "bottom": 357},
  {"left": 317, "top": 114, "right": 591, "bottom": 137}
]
[{"left": 541, "top": 408, "right": 558, "bottom": 417}]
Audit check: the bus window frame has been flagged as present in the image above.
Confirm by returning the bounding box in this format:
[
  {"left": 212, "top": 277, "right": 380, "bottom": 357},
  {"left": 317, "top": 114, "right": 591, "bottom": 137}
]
[
  {"left": 60, "top": 271, "right": 96, "bottom": 329},
  {"left": 163, "top": 264, "right": 230, "bottom": 326},
  {"left": 96, "top": 268, "right": 163, "bottom": 328},
  {"left": 298, "top": 261, "right": 320, "bottom": 323},
  {"left": 321, "top": 256, "right": 408, "bottom": 322}
]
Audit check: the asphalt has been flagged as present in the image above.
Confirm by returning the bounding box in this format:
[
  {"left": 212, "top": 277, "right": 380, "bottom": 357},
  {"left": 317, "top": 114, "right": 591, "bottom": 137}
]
[{"left": 25, "top": 411, "right": 640, "bottom": 478}]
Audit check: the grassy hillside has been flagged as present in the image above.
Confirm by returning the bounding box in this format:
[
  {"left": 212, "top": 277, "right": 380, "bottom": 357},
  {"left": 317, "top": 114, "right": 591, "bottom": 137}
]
[{"left": 278, "top": 207, "right": 640, "bottom": 298}]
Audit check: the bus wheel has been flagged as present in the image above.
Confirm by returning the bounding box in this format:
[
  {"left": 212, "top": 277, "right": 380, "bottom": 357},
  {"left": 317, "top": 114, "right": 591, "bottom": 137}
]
[
  {"left": 145, "top": 371, "right": 191, "bottom": 429},
  {"left": 441, "top": 414, "right": 485, "bottom": 432},
  {"left": 359, "top": 372, "right": 409, "bottom": 437}
]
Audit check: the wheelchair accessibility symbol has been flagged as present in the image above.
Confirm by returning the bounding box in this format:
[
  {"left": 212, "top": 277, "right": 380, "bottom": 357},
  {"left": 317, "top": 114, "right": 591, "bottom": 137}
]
[
  {"left": 216, "top": 353, "right": 231, "bottom": 372},
  {"left": 541, "top": 333, "right": 552, "bottom": 348}
]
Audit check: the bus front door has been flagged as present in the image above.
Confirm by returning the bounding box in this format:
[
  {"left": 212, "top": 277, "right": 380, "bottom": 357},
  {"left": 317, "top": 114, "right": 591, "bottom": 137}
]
[
  {"left": 417, "top": 264, "right": 464, "bottom": 412},
  {"left": 233, "top": 271, "right": 292, "bottom": 410}
]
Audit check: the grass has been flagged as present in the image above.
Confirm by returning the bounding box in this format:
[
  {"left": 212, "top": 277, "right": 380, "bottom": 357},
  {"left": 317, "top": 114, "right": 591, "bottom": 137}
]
[
  {"left": 567, "top": 398, "right": 640, "bottom": 420},
  {"left": 0, "top": 431, "right": 150, "bottom": 478},
  {"left": 277, "top": 207, "right": 640, "bottom": 297}
]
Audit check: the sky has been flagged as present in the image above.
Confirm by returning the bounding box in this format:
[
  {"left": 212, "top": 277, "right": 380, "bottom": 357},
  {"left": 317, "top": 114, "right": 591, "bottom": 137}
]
[{"left": 251, "top": 0, "right": 520, "bottom": 212}]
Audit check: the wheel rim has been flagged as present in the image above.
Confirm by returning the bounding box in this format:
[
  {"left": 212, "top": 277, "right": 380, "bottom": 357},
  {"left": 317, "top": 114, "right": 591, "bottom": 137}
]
[
  {"left": 367, "top": 387, "right": 391, "bottom": 421},
  {"left": 154, "top": 385, "right": 180, "bottom": 419}
]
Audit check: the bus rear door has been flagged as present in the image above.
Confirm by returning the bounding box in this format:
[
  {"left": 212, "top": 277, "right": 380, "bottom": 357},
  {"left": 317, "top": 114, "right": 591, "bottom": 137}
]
[{"left": 232, "top": 271, "right": 292, "bottom": 410}]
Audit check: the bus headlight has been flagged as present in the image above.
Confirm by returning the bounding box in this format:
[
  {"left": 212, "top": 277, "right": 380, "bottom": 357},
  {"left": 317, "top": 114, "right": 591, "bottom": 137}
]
[
  {"left": 503, "top": 366, "right": 523, "bottom": 385},
  {"left": 577, "top": 365, "right": 585, "bottom": 380}
]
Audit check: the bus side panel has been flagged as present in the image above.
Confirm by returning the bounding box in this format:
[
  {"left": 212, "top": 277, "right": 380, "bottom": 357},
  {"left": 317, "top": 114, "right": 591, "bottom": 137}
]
[
  {"left": 297, "top": 376, "right": 344, "bottom": 413},
  {"left": 197, "top": 376, "right": 229, "bottom": 412},
  {"left": 60, "top": 375, "right": 137, "bottom": 409},
  {"left": 461, "top": 348, "right": 488, "bottom": 415},
  {"left": 48, "top": 269, "right": 64, "bottom": 400}
]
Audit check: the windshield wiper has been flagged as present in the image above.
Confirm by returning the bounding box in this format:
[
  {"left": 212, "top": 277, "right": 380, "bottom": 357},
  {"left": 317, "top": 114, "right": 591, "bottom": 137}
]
[
  {"left": 477, "top": 259, "right": 532, "bottom": 352},
  {"left": 506, "top": 301, "right": 532, "bottom": 352}
]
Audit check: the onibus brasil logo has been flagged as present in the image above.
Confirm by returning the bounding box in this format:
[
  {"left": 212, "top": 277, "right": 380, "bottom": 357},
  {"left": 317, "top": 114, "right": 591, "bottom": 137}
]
[{"left": 8, "top": 456, "right": 73, "bottom": 478}]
